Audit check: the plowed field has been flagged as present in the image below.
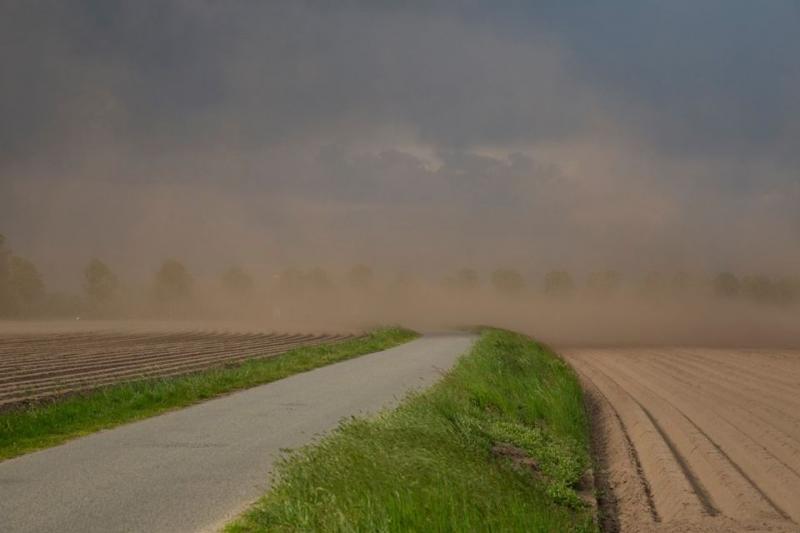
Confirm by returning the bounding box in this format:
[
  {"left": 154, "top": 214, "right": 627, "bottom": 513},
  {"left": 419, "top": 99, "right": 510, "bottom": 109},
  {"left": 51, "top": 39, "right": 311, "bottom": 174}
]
[
  {"left": 564, "top": 347, "right": 800, "bottom": 532},
  {"left": 0, "top": 330, "right": 354, "bottom": 409}
]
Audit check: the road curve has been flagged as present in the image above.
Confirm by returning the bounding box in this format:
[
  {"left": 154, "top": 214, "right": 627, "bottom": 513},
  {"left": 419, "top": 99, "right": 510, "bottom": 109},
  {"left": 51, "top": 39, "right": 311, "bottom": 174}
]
[{"left": 0, "top": 332, "right": 475, "bottom": 533}]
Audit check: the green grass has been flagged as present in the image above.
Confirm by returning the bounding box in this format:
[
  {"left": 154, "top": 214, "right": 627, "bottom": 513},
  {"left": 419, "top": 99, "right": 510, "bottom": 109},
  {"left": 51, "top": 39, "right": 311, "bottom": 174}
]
[
  {"left": 227, "top": 329, "right": 596, "bottom": 533},
  {"left": 0, "top": 327, "right": 418, "bottom": 461}
]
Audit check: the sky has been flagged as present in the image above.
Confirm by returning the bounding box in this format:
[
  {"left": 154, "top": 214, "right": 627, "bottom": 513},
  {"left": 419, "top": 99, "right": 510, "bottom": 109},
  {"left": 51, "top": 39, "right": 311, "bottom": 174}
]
[{"left": 1, "top": 1, "right": 799, "bottom": 288}]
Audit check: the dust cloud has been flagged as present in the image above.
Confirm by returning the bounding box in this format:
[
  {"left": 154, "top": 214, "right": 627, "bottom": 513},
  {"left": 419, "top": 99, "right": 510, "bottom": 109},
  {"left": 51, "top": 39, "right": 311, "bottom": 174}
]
[{"left": 1, "top": 2, "right": 799, "bottom": 346}]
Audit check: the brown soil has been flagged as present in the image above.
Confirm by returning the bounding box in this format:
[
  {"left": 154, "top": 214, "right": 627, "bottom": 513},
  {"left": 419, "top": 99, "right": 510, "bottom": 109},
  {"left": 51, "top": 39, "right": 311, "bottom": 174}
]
[
  {"left": 564, "top": 347, "right": 800, "bottom": 533},
  {"left": 0, "top": 325, "right": 355, "bottom": 409}
]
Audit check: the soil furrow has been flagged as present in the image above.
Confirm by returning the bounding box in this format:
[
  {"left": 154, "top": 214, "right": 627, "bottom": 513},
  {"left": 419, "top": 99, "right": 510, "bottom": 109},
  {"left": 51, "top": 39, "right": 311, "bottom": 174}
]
[
  {"left": 676, "top": 347, "right": 800, "bottom": 381},
  {"left": 576, "top": 366, "right": 658, "bottom": 532},
  {"left": 636, "top": 355, "right": 800, "bottom": 465},
  {"left": 642, "top": 353, "right": 800, "bottom": 437},
  {"left": 0, "top": 336, "right": 344, "bottom": 397},
  {"left": 568, "top": 355, "right": 706, "bottom": 522},
  {"left": 660, "top": 348, "right": 800, "bottom": 398},
  {"left": 0, "top": 332, "right": 261, "bottom": 366},
  {"left": 597, "top": 354, "right": 788, "bottom": 521},
  {"left": 564, "top": 347, "right": 800, "bottom": 532},
  {"left": 0, "top": 334, "right": 304, "bottom": 381},
  {"left": 0, "top": 331, "right": 353, "bottom": 408}
]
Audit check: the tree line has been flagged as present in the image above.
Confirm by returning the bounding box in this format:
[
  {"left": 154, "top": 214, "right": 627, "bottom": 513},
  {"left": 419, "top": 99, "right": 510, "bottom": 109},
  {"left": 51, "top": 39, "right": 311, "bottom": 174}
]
[{"left": 1, "top": 233, "right": 798, "bottom": 318}]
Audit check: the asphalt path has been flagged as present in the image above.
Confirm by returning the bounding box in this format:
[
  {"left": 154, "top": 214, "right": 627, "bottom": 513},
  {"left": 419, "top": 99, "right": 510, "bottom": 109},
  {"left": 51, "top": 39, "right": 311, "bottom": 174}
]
[{"left": 0, "top": 332, "right": 474, "bottom": 533}]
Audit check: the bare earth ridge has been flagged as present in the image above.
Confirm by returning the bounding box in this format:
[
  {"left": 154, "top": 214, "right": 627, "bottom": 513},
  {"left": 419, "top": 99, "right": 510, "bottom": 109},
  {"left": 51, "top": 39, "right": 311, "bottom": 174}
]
[{"left": 564, "top": 347, "right": 800, "bottom": 533}]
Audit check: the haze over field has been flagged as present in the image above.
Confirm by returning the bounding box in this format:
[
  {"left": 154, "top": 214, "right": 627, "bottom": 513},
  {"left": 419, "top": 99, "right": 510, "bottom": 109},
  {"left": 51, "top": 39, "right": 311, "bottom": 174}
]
[{"left": 1, "top": 1, "right": 799, "bottom": 344}]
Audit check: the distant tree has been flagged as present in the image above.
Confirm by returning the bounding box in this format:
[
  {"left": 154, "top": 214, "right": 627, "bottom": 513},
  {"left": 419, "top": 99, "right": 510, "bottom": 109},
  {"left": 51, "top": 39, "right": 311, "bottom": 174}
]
[
  {"left": 773, "top": 278, "right": 799, "bottom": 306},
  {"left": 84, "top": 259, "right": 119, "bottom": 303},
  {"left": 586, "top": 270, "right": 620, "bottom": 295},
  {"left": 278, "top": 267, "right": 305, "bottom": 292},
  {"left": 544, "top": 270, "right": 573, "bottom": 297},
  {"left": 0, "top": 236, "right": 45, "bottom": 315},
  {"left": 642, "top": 272, "right": 666, "bottom": 294},
  {"left": 670, "top": 271, "right": 692, "bottom": 292},
  {"left": 154, "top": 259, "right": 193, "bottom": 302},
  {"left": 713, "top": 272, "right": 740, "bottom": 298},
  {"left": 0, "top": 234, "right": 9, "bottom": 275},
  {"left": 8, "top": 256, "right": 44, "bottom": 307},
  {"left": 491, "top": 269, "right": 525, "bottom": 294},
  {"left": 741, "top": 275, "right": 772, "bottom": 303},
  {"left": 391, "top": 272, "right": 414, "bottom": 290},
  {"left": 220, "top": 266, "right": 254, "bottom": 295},
  {"left": 446, "top": 268, "right": 480, "bottom": 291},
  {"left": 306, "top": 267, "right": 333, "bottom": 291},
  {"left": 0, "top": 234, "right": 11, "bottom": 314},
  {"left": 740, "top": 275, "right": 797, "bottom": 305},
  {"left": 347, "top": 264, "right": 373, "bottom": 290}
]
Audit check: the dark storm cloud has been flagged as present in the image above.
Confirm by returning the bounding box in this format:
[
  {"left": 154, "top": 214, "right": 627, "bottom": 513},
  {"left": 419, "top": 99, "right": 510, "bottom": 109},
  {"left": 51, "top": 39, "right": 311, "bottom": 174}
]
[
  {"left": 1, "top": 1, "right": 798, "bottom": 286},
  {"left": 4, "top": 1, "right": 799, "bottom": 160},
  {"left": 522, "top": 1, "right": 800, "bottom": 159},
  {"left": 0, "top": 0, "right": 590, "bottom": 162}
]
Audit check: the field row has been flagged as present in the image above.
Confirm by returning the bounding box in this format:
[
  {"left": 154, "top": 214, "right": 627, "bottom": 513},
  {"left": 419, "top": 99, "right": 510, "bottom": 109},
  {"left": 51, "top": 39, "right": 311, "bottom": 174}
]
[
  {"left": 564, "top": 346, "right": 800, "bottom": 532},
  {"left": 0, "top": 331, "right": 354, "bottom": 409}
]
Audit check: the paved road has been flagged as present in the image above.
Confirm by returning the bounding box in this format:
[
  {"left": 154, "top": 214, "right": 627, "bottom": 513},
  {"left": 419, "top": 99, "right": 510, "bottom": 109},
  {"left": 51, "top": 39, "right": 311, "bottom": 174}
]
[{"left": 0, "top": 333, "right": 474, "bottom": 533}]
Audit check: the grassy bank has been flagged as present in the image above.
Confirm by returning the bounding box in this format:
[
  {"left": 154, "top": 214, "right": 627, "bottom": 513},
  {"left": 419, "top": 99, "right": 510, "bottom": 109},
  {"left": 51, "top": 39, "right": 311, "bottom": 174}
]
[
  {"left": 228, "top": 329, "right": 596, "bottom": 532},
  {"left": 0, "top": 327, "right": 417, "bottom": 461}
]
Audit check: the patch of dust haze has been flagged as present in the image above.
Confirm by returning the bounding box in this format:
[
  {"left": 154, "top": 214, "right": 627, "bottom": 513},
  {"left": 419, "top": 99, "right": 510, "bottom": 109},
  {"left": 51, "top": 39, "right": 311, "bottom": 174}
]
[{"left": 1, "top": 2, "right": 798, "bottom": 346}]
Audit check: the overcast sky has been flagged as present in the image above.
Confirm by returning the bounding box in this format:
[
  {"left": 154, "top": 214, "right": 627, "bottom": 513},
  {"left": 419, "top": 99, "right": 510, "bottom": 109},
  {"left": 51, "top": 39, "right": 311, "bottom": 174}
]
[{"left": 1, "top": 1, "right": 798, "bottom": 287}]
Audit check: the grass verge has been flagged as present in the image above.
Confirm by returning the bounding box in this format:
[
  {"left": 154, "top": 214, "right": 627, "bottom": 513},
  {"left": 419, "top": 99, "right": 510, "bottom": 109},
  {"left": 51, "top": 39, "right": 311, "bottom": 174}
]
[
  {"left": 0, "top": 327, "right": 417, "bottom": 462},
  {"left": 227, "top": 328, "right": 596, "bottom": 533}
]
